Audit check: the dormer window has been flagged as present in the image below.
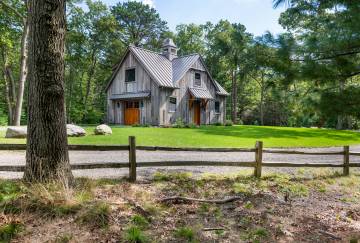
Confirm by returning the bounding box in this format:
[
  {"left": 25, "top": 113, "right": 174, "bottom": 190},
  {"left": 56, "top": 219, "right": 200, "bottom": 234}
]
[{"left": 194, "top": 72, "right": 201, "bottom": 87}]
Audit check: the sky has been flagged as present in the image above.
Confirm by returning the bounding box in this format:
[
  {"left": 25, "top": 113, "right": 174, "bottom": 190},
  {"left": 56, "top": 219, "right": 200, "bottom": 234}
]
[{"left": 98, "top": 0, "right": 286, "bottom": 36}]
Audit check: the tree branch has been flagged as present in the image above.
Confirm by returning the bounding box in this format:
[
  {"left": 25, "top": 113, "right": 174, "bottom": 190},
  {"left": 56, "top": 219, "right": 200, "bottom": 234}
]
[
  {"left": 158, "top": 196, "right": 243, "bottom": 204},
  {"left": 0, "top": 0, "right": 26, "bottom": 22}
]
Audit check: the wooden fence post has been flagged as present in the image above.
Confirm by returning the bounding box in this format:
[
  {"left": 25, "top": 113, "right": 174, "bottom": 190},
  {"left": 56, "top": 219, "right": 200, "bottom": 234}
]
[
  {"left": 129, "top": 136, "right": 137, "bottom": 182},
  {"left": 343, "top": 145, "right": 350, "bottom": 176},
  {"left": 254, "top": 141, "right": 263, "bottom": 178}
]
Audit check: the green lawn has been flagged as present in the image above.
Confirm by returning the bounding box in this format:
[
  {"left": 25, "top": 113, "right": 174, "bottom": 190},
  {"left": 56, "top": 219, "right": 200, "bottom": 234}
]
[{"left": 1, "top": 125, "right": 360, "bottom": 148}]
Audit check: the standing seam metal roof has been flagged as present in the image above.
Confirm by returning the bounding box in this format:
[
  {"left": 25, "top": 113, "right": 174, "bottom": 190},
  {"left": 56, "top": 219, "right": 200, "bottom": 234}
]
[
  {"left": 107, "top": 46, "right": 228, "bottom": 95},
  {"left": 189, "top": 88, "right": 214, "bottom": 100},
  {"left": 130, "top": 46, "right": 174, "bottom": 88},
  {"left": 172, "top": 54, "right": 200, "bottom": 83}
]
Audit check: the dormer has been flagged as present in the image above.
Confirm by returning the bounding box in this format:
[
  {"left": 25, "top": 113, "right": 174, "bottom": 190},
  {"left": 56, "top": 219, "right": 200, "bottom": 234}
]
[{"left": 162, "top": 38, "right": 178, "bottom": 61}]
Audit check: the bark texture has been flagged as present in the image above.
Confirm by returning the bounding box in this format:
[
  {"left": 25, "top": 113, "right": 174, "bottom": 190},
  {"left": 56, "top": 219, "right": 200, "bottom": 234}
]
[
  {"left": 231, "top": 70, "right": 238, "bottom": 123},
  {"left": 13, "top": 9, "right": 29, "bottom": 126},
  {"left": 24, "top": 0, "right": 73, "bottom": 183}
]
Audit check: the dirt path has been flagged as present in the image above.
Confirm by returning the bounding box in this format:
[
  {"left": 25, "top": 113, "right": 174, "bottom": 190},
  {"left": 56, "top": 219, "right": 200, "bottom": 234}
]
[{"left": 0, "top": 145, "right": 359, "bottom": 179}]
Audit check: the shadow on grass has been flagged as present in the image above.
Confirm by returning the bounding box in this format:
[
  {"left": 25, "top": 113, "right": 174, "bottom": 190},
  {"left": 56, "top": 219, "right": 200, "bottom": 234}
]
[{"left": 195, "top": 125, "right": 360, "bottom": 141}]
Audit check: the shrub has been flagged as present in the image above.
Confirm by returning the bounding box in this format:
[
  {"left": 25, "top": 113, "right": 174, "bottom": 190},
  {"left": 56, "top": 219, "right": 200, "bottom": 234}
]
[
  {"left": 225, "top": 120, "right": 233, "bottom": 126},
  {"left": 55, "top": 233, "right": 73, "bottom": 243},
  {"left": 172, "top": 118, "right": 185, "bottom": 128},
  {"left": 124, "top": 226, "right": 149, "bottom": 243},
  {"left": 76, "top": 202, "right": 110, "bottom": 228},
  {"left": 185, "top": 122, "right": 197, "bottom": 128},
  {"left": 214, "top": 122, "right": 222, "bottom": 126},
  {"left": 131, "top": 215, "right": 149, "bottom": 229},
  {"left": 174, "top": 226, "right": 196, "bottom": 242},
  {"left": 0, "top": 222, "right": 23, "bottom": 242},
  {"left": 25, "top": 184, "right": 83, "bottom": 217}
]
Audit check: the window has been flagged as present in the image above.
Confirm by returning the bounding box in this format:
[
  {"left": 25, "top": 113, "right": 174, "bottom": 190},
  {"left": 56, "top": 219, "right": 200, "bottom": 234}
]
[
  {"left": 169, "top": 97, "right": 177, "bottom": 112},
  {"left": 194, "top": 72, "right": 201, "bottom": 87},
  {"left": 125, "top": 69, "right": 136, "bottom": 92},
  {"left": 125, "top": 101, "right": 139, "bottom": 109},
  {"left": 125, "top": 68, "right": 135, "bottom": 82},
  {"left": 215, "top": 101, "right": 220, "bottom": 113}
]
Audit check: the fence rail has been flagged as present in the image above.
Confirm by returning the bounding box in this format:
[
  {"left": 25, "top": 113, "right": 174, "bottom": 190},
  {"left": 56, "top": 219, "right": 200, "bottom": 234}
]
[{"left": 0, "top": 137, "right": 359, "bottom": 181}]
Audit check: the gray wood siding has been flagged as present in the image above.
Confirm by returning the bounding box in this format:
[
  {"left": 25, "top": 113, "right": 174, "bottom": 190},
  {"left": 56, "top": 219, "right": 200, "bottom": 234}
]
[
  {"left": 107, "top": 51, "right": 227, "bottom": 126},
  {"left": 168, "top": 58, "right": 225, "bottom": 125},
  {"left": 107, "top": 52, "right": 157, "bottom": 125}
]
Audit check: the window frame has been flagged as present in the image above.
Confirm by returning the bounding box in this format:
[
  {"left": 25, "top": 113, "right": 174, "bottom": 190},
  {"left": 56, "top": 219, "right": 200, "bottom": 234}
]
[
  {"left": 125, "top": 68, "right": 136, "bottom": 83},
  {"left": 214, "top": 100, "right": 220, "bottom": 114},
  {"left": 194, "top": 72, "right": 202, "bottom": 87},
  {"left": 169, "top": 97, "right": 177, "bottom": 113}
]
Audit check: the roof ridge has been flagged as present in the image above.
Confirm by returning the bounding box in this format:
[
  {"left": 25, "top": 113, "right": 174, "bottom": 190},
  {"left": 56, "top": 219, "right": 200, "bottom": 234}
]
[
  {"left": 173, "top": 53, "right": 199, "bottom": 60},
  {"left": 129, "top": 45, "right": 164, "bottom": 56}
]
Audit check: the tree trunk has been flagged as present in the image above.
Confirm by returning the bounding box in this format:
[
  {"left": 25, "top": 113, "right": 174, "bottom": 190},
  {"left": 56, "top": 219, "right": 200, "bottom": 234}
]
[
  {"left": 13, "top": 11, "right": 30, "bottom": 126},
  {"left": 24, "top": 0, "right": 73, "bottom": 184},
  {"left": 1, "top": 49, "right": 15, "bottom": 125},
  {"left": 231, "top": 70, "right": 237, "bottom": 123},
  {"left": 83, "top": 49, "right": 97, "bottom": 122},
  {"left": 260, "top": 73, "right": 265, "bottom": 126},
  {"left": 336, "top": 79, "right": 345, "bottom": 130}
]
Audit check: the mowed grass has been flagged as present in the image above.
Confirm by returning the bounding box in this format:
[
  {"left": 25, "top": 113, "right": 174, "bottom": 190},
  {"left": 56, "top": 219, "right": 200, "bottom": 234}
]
[{"left": 1, "top": 125, "right": 360, "bottom": 148}]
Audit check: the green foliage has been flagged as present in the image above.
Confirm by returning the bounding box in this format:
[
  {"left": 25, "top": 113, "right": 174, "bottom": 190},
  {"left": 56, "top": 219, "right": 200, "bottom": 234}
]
[
  {"left": 124, "top": 226, "right": 149, "bottom": 243},
  {"left": 172, "top": 118, "right": 185, "bottom": 128},
  {"left": 242, "top": 227, "right": 268, "bottom": 242},
  {"left": 110, "top": 1, "right": 169, "bottom": 48},
  {"left": 174, "top": 226, "right": 197, "bottom": 242},
  {"left": 55, "top": 233, "right": 73, "bottom": 243},
  {"left": 225, "top": 120, "right": 233, "bottom": 126},
  {"left": 130, "top": 215, "right": 149, "bottom": 229},
  {"left": 76, "top": 202, "right": 110, "bottom": 228},
  {"left": 0, "top": 222, "right": 23, "bottom": 243}
]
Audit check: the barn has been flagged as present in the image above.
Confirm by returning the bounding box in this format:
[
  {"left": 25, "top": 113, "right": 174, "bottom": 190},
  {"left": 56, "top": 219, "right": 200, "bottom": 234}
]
[{"left": 105, "top": 39, "right": 229, "bottom": 126}]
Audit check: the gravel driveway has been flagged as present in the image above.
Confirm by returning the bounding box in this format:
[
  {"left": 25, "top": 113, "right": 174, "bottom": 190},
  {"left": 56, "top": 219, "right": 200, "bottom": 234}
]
[{"left": 0, "top": 145, "right": 359, "bottom": 179}]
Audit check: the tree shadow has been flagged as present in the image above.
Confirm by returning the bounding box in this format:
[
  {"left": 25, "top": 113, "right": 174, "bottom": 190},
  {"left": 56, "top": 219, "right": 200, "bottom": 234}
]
[{"left": 195, "top": 125, "right": 360, "bottom": 141}]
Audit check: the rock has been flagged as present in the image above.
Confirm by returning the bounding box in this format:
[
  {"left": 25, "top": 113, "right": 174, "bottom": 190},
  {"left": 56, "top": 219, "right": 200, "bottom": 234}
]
[
  {"left": 94, "top": 124, "right": 112, "bottom": 135},
  {"left": 5, "top": 127, "right": 27, "bottom": 138},
  {"left": 66, "top": 124, "right": 86, "bottom": 137}
]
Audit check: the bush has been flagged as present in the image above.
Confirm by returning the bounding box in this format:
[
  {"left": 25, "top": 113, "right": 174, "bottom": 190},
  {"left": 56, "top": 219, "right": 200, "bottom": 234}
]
[
  {"left": 0, "top": 222, "right": 23, "bottom": 242},
  {"left": 124, "top": 226, "right": 149, "bottom": 243},
  {"left": 174, "top": 226, "right": 196, "bottom": 242},
  {"left": 131, "top": 215, "right": 149, "bottom": 229},
  {"left": 76, "top": 202, "right": 110, "bottom": 228},
  {"left": 225, "top": 120, "right": 233, "bottom": 126},
  {"left": 214, "top": 122, "right": 222, "bottom": 126},
  {"left": 172, "top": 118, "right": 185, "bottom": 128},
  {"left": 185, "top": 122, "right": 197, "bottom": 128}
]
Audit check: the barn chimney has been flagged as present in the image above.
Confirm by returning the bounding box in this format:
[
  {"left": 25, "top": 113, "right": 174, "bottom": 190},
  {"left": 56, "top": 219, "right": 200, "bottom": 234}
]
[{"left": 162, "top": 38, "right": 177, "bottom": 61}]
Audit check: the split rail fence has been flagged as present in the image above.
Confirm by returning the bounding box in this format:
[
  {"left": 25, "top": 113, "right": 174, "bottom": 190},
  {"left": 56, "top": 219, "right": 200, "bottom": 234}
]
[{"left": 0, "top": 136, "right": 360, "bottom": 181}]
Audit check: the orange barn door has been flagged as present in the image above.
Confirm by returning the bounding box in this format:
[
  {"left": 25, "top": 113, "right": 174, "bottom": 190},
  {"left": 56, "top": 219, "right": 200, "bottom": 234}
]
[
  {"left": 124, "top": 101, "right": 140, "bottom": 125},
  {"left": 193, "top": 102, "right": 201, "bottom": 125}
]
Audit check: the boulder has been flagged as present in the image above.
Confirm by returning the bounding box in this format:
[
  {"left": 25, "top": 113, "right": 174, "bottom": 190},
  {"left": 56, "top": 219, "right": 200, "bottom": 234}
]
[
  {"left": 94, "top": 124, "right": 112, "bottom": 135},
  {"left": 66, "top": 124, "right": 86, "bottom": 137},
  {"left": 5, "top": 127, "right": 27, "bottom": 138}
]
